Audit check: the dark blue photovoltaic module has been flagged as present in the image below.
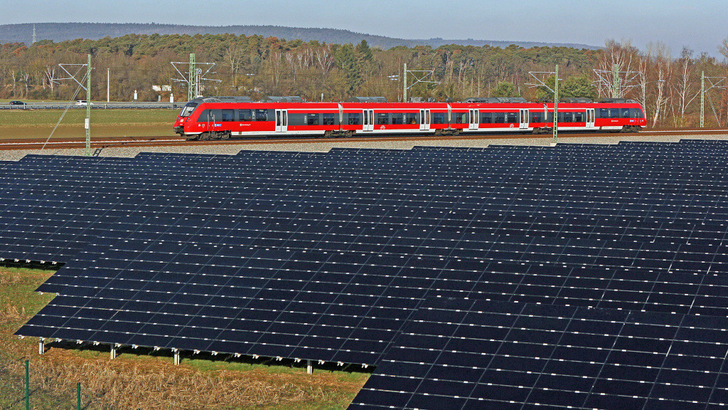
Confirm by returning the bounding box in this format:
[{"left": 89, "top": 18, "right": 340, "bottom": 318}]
[{"left": 5, "top": 140, "right": 728, "bottom": 407}]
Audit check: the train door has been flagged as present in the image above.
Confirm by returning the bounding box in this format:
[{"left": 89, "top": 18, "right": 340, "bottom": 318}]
[
  {"left": 275, "top": 109, "right": 287, "bottom": 132},
  {"left": 469, "top": 109, "right": 479, "bottom": 130},
  {"left": 420, "top": 109, "right": 431, "bottom": 131},
  {"left": 586, "top": 108, "right": 595, "bottom": 128},
  {"left": 519, "top": 109, "right": 529, "bottom": 129},
  {"left": 201, "top": 109, "right": 214, "bottom": 132},
  {"left": 363, "top": 109, "right": 374, "bottom": 132}
]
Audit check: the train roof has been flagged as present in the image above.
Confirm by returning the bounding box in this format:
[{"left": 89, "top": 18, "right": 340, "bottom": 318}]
[
  {"left": 187, "top": 96, "right": 252, "bottom": 104},
  {"left": 260, "top": 96, "right": 305, "bottom": 103},
  {"left": 187, "top": 96, "right": 642, "bottom": 106},
  {"left": 463, "top": 97, "right": 528, "bottom": 103},
  {"left": 348, "top": 96, "right": 388, "bottom": 103}
]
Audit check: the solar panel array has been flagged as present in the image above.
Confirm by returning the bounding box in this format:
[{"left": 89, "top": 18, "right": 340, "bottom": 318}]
[
  {"left": 3, "top": 140, "right": 728, "bottom": 407},
  {"left": 351, "top": 298, "right": 728, "bottom": 408}
]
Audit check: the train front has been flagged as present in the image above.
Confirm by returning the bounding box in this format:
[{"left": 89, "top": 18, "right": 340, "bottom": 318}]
[{"left": 174, "top": 100, "right": 200, "bottom": 136}]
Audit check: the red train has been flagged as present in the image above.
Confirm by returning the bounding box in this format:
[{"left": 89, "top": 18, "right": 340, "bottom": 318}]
[{"left": 173, "top": 97, "right": 646, "bottom": 141}]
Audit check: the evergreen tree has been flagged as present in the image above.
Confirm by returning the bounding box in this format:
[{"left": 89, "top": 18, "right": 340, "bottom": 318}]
[
  {"left": 334, "top": 44, "right": 361, "bottom": 95},
  {"left": 491, "top": 81, "right": 517, "bottom": 97}
]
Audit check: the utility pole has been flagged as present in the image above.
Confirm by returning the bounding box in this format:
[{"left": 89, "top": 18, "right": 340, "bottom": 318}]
[
  {"left": 85, "top": 54, "right": 91, "bottom": 156},
  {"left": 690, "top": 72, "right": 727, "bottom": 128},
  {"left": 401, "top": 64, "right": 438, "bottom": 103},
  {"left": 553, "top": 64, "right": 559, "bottom": 145},
  {"left": 172, "top": 53, "right": 219, "bottom": 101},
  {"left": 701, "top": 71, "right": 705, "bottom": 128},
  {"left": 57, "top": 56, "right": 93, "bottom": 155},
  {"left": 403, "top": 63, "right": 407, "bottom": 103},
  {"left": 593, "top": 66, "right": 639, "bottom": 99},
  {"left": 527, "top": 66, "right": 560, "bottom": 145},
  {"left": 188, "top": 53, "right": 196, "bottom": 102}
]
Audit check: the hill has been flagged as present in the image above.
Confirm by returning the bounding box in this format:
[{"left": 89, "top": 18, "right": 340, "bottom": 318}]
[{"left": 0, "top": 22, "right": 599, "bottom": 50}]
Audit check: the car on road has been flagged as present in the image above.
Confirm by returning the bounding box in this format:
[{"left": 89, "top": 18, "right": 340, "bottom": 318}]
[
  {"left": 9, "top": 100, "right": 26, "bottom": 106},
  {"left": 75, "top": 100, "right": 94, "bottom": 106}
]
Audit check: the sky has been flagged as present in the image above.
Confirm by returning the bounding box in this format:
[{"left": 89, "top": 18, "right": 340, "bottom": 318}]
[{"left": 3, "top": 0, "right": 726, "bottom": 58}]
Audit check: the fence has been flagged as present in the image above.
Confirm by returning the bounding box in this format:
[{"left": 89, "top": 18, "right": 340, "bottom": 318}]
[
  {"left": 0, "top": 350, "right": 98, "bottom": 409},
  {"left": 0, "top": 102, "right": 184, "bottom": 110}
]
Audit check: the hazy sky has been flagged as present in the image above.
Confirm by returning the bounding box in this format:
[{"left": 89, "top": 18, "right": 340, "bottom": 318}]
[{"left": 4, "top": 0, "right": 726, "bottom": 57}]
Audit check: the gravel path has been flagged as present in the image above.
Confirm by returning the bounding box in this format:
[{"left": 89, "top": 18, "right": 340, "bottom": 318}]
[{"left": 1, "top": 133, "right": 727, "bottom": 161}]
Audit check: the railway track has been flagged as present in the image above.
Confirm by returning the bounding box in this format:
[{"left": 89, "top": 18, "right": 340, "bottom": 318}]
[{"left": 1, "top": 129, "right": 727, "bottom": 151}]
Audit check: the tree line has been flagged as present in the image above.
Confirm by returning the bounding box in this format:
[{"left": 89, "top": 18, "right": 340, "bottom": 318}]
[{"left": 1, "top": 33, "right": 727, "bottom": 128}]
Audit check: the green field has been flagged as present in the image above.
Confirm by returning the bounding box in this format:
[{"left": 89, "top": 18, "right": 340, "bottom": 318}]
[
  {"left": 0, "top": 109, "right": 179, "bottom": 140},
  {"left": 0, "top": 266, "right": 368, "bottom": 409}
]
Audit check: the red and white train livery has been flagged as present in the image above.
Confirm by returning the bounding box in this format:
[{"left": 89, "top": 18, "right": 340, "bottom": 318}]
[{"left": 174, "top": 97, "right": 646, "bottom": 141}]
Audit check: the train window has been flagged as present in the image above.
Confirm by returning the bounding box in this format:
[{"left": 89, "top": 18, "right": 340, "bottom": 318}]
[
  {"left": 239, "top": 109, "right": 253, "bottom": 121},
  {"left": 453, "top": 112, "right": 467, "bottom": 124},
  {"left": 197, "top": 109, "right": 220, "bottom": 122},
  {"left": 322, "top": 113, "right": 336, "bottom": 125},
  {"left": 306, "top": 114, "right": 320, "bottom": 126},
  {"left": 494, "top": 113, "right": 506, "bottom": 123},
  {"left": 630, "top": 108, "right": 645, "bottom": 119},
  {"left": 574, "top": 112, "right": 584, "bottom": 122},
  {"left": 377, "top": 113, "right": 389, "bottom": 125},
  {"left": 197, "top": 110, "right": 209, "bottom": 122},
  {"left": 432, "top": 113, "right": 447, "bottom": 124},
  {"left": 180, "top": 102, "right": 198, "bottom": 117},
  {"left": 221, "top": 109, "right": 235, "bottom": 122},
  {"left": 621, "top": 108, "right": 630, "bottom": 118},
  {"left": 609, "top": 109, "right": 619, "bottom": 118},
  {"left": 559, "top": 112, "right": 574, "bottom": 122},
  {"left": 598, "top": 108, "right": 609, "bottom": 118},
  {"left": 287, "top": 114, "right": 306, "bottom": 126},
  {"left": 390, "top": 113, "right": 404, "bottom": 125},
  {"left": 253, "top": 109, "right": 271, "bottom": 121},
  {"left": 346, "top": 113, "right": 361, "bottom": 125},
  {"left": 531, "top": 112, "right": 544, "bottom": 123},
  {"left": 405, "top": 113, "right": 418, "bottom": 124},
  {"left": 506, "top": 112, "right": 518, "bottom": 123},
  {"left": 481, "top": 112, "right": 493, "bottom": 123}
]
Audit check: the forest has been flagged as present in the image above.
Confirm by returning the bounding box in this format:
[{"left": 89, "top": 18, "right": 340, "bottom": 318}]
[{"left": 1, "top": 33, "right": 727, "bottom": 128}]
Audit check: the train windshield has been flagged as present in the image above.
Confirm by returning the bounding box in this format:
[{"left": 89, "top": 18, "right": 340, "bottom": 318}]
[{"left": 179, "top": 102, "right": 198, "bottom": 117}]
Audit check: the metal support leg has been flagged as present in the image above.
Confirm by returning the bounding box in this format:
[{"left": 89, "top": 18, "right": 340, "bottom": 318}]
[
  {"left": 307, "top": 360, "right": 313, "bottom": 375},
  {"left": 110, "top": 346, "right": 117, "bottom": 360},
  {"left": 174, "top": 350, "right": 181, "bottom": 365},
  {"left": 38, "top": 338, "right": 44, "bottom": 355}
]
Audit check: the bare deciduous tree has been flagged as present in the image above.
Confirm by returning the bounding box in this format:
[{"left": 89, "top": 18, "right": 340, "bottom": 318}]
[
  {"left": 596, "top": 39, "right": 639, "bottom": 98},
  {"left": 44, "top": 66, "right": 57, "bottom": 93},
  {"left": 648, "top": 43, "right": 672, "bottom": 128},
  {"left": 672, "top": 48, "right": 694, "bottom": 127}
]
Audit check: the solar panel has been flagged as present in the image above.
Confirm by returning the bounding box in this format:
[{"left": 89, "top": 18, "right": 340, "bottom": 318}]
[
  {"left": 5, "top": 140, "right": 728, "bottom": 406},
  {"left": 351, "top": 298, "right": 728, "bottom": 408}
]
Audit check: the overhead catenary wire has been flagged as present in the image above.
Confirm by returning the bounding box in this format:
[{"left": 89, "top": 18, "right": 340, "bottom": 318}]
[{"left": 39, "top": 70, "right": 88, "bottom": 153}]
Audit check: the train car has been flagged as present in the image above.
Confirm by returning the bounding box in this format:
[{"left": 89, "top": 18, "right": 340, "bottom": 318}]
[
  {"left": 340, "top": 102, "right": 450, "bottom": 136},
  {"left": 174, "top": 97, "right": 341, "bottom": 140},
  {"left": 174, "top": 97, "right": 646, "bottom": 140},
  {"left": 452, "top": 98, "right": 645, "bottom": 134}
]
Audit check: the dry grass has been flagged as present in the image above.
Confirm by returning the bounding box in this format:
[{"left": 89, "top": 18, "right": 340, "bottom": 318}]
[
  {"left": 0, "top": 109, "right": 178, "bottom": 140},
  {"left": 21, "top": 353, "right": 363, "bottom": 409},
  {"left": 0, "top": 266, "right": 367, "bottom": 409}
]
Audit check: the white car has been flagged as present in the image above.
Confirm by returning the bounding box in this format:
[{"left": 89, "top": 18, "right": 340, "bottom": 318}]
[{"left": 75, "top": 100, "right": 94, "bottom": 106}]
